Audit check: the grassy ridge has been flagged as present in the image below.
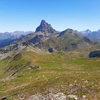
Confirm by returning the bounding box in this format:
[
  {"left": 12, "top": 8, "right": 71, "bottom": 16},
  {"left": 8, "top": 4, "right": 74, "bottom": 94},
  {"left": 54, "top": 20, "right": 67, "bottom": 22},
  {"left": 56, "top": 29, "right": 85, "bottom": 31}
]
[{"left": 0, "top": 51, "right": 100, "bottom": 99}]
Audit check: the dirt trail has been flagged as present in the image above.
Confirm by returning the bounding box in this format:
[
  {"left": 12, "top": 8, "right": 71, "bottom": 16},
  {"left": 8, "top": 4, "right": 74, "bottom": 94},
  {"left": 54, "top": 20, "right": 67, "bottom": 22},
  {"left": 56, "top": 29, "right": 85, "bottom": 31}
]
[{"left": 3, "top": 82, "right": 31, "bottom": 93}]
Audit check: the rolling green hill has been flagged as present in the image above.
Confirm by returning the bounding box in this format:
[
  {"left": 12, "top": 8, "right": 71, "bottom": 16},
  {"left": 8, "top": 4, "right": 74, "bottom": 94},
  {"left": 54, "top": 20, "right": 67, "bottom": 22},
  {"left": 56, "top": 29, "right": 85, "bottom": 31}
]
[{"left": 0, "top": 51, "right": 100, "bottom": 99}]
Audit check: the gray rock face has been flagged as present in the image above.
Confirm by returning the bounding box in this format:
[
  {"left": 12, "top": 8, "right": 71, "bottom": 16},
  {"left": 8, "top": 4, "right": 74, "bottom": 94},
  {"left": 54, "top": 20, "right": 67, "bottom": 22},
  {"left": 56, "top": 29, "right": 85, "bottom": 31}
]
[
  {"left": 28, "top": 35, "right": 44, "bottom": 44},
  {"left": 89, "top": 50, "right": 100, "bottom": 58},
  {"left": 83, "top": 37, "right": 91, "bottom": 43},
  {"left": 35, "top": 20, "right": 57, "bottom": 34}
]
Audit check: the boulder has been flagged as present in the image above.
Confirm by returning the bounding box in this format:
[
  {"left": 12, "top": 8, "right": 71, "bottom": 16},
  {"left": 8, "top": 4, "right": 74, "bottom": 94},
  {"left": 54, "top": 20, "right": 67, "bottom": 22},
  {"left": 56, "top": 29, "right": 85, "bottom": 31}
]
[
  {"left": 67, "top": 95, "right": 78, "bottom": 100},
  {"left": 34, "top": 66, "right": 41, "bottom": 69},
  {"left": 1, "top": 96, "right": 7, "bottom": 100},
  {"left": 53, "top": 93, "right": 66, "bottom": 100},
  {"left": 89, "top": 50, "right": 100, "bottom": 58},
  {"left": 48, "top": 48, "right": 53, "bottom": 53},
  {"left": 27, "top": 94, "right": 45, "bottom": 100},
  {"left": 47, "top": 92, "right": 66, "bottom": 100}
]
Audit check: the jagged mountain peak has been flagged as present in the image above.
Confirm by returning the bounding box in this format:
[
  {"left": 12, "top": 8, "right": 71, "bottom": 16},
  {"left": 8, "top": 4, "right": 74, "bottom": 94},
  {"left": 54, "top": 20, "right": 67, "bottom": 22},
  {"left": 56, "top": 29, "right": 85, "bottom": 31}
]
[
  {"left": 41, "top": 20, "right": 48, "bottom": 25},
  {"left": 35, "top": 20, "right": 57, "bottom": 34},
  {"left": 80, "top": 29, "right": 91, "bottom": 34},
  {"left": 85, "top": 29, "right": 91, "bottom": 32}
]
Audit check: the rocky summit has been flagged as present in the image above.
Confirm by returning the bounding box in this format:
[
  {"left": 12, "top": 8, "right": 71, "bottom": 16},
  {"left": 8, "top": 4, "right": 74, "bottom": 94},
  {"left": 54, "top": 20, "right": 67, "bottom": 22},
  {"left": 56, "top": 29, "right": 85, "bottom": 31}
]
[{"left": 35, "top": 20, "right": 57, "bottom": 34}]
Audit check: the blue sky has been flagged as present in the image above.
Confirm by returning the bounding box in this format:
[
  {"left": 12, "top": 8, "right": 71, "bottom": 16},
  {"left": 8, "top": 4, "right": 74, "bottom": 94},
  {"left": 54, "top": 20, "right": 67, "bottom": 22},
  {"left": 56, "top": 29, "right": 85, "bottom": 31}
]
[{"left": 0, "top": 0, "right": 100, "bottom": 32}]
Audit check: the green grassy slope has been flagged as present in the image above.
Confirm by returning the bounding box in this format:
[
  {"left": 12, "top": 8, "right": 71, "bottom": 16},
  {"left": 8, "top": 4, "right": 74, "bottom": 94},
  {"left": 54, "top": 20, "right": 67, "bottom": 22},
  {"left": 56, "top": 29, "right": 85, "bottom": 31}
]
[{"left": 0, "top": 51, "right": 100, "bottom": 99}]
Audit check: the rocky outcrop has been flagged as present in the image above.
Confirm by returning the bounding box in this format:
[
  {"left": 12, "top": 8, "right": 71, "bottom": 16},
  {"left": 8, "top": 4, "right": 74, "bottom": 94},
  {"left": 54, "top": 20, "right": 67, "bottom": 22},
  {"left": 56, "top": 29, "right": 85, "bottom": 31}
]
[
  {"left": 1, "top": 96, "right": 7, "bottom": 100},
  {"left": 83, "top": 37, "right": 92, "bottom": 43},
  {"left": 48, "top": 48, "right": 54, "bottom": 53},
  {"left": 27, "top": 92, "right": 66, "bottom": 100},
  {"left": 67, "top": 95, "right": 78, "bottom": 100},
  {"left": 89, "top": 50, "right": 100, "bottom": 58},
  {"left": 27, "top": 93, "right": 80, "bottom": 100},
  {"left": 28, "top": 35, "right": 44, "bottom": 44},
  {"left": 48, "top": 92, "right": 66, "bottom": 100},
  {"left": 35, "top": 20, "right": 57, "bottom": 34},
  {"left": 27, "top": 94, "right": 45, "bottom": 100}
]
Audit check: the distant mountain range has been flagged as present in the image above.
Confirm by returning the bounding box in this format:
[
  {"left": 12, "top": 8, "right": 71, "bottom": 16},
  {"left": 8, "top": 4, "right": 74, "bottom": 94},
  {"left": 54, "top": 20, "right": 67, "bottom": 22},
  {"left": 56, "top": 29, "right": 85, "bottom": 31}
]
[
  {"left": 0, "top": 23, "right": 100, "bottom": 43},
  {"left": 0, "top": 31, "right": 33, "bottom": 39},
  {"left": 0, "top": 20, "right": 99, "bottom": 59},
  {"left": 0, "top": 20, "right": 100, "bottom": 59},
  {"left": 79, "top": 29, "right": 100, "bottom": 40},
  {"left": 0, "top": 31, "right": 33, "bottom": 48}
]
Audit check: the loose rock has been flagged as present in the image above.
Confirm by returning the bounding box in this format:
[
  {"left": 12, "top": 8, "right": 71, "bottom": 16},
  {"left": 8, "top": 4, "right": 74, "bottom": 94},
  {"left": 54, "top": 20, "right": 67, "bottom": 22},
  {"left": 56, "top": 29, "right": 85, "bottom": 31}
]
[
  {"left": 27, "top": 94, "right": 45, "bottom": 100},
  {"left": 67, "top": 95, "right": 78, "bottom": 100}
]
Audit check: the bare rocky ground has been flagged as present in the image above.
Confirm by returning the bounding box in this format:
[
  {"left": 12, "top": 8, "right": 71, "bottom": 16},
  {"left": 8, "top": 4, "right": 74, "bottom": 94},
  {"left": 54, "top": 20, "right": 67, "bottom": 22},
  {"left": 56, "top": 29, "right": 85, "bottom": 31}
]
[
  {"left": 25, "top": 91, "right": 96, "bottom": 100},
  {"left": 23, "top": 93, "right": 79, "bottom": 100}
]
